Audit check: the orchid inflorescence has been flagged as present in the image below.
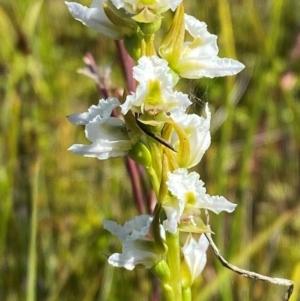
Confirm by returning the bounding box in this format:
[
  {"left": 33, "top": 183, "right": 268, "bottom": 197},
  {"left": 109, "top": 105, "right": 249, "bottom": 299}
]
[{"left": 66, "top": 0, "right": 245, "bottom": 300}]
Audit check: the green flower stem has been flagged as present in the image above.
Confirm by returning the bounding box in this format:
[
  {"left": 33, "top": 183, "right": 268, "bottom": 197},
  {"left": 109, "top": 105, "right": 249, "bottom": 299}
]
[
  {"left": 158, "top": 153, "right": 170, "bottom": 202},
  {"left": 148, "top": 138, "right": 162, "bottom": 182},
  {"left": 144, "top": 34, "right": 156, "bottom": 56},
  {"left": 182, "top": 287, "right": 192, "bottom": 301},
  {"left": 146, "top": 166, "right": 160, "bottom": 197},
  {"left": 165, "top": 231, "right": 182, "bottom": 301}
]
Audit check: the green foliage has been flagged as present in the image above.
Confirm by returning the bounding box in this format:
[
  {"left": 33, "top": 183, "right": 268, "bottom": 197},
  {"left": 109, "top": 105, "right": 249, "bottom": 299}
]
[{"left": 0, "top": 0, "right": 299, "bottom": 300}]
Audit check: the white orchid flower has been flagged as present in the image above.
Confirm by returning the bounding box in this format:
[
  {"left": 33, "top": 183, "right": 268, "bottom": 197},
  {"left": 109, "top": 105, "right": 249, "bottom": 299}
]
[
  {"left": 163, "top": 168, "right": 237, "bottom": 233},
  {"left": 179, "top": 14, "right": 245, "bottom": 78},
  {"left": 68, "top": 97, "right": 132, "bottom": 159},
  {"left": 161, "top": 14, "right": 245, "bottom": 79},
  {"left": 170, "top": 104, "right": 211, "bottom": 168},
  {"left": 104, "top": 215, "right": 165, "bottom": 270},
  {"left": 65, "top": 0, "right": 123, "bottom": 39},
  {"left": 120, "top": 56, "right": 191, "bottom": 115},
  {"left": 111, "top": 0, "right": 183, "bottom": 15},
  {"left": 182, "top": 234, "right": 209, "bottom": 284}
]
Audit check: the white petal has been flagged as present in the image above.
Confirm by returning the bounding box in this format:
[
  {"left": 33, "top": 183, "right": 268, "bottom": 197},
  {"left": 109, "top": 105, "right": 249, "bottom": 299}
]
[
  {"left": 170, "top": 104, "right": 211, "bottom": 167},
  {"left": 132, "top": 56, "right": 174, "bottom": 86},
  {"left": 108, "top": 249, "right": 157, "bottom": 270},
  {"left": 184, "top": 15, "right": 219, "bottom": 57},
  {"left": 103, "top": 220, "right": 128, "bottom": 240},
  {"left": 201, "top": 195, "right": 237, "bottom": 214},
  {"left": 65, "top": 1, "right": 123, "bottom": 39},
  {"left": 68, "top": 98, "right": 132, "bottom": 159},
  {"left": 85, "top": 118, "right": 128, "bottom": 141},
  {"left": 171, "top": 91, "right": 192, "bottom": 112},
  {"left": 182, "top": 57, "right": 245, "bottom": 79},
  {"left": 119, "top": 93, "right": 137, "bottom": 115},
  {"left": 68, "top": 119, "right": 131, "bottom": 159},
  {"left": 68, "top": 139, "right": 131, "bottom": 159},
  {"left": 104, "top": 215, "right": 160, "bottom": 270},
  {"left": 169, "top": 14, "right": 245, "bottom": 79},
  {"left": 182, "top": 235, "right": 209, "bottom": 280},
  {"left": 111, "top": 0, "right": 183, "bottom": 14},
  {"left": 162, "top": 206, "right": 181, "bottom": 234},
  {"left": 104, "top": 215, "right": 153, "bottom": 242},
  {"left": 120, "top": 56, "right": 191, "bottom": 114},
  {"left": 167, "top": 169, "right": 204, "bottom": 200},
  {"left": 67, "top": 111, "right": 91, "bottom": 125},
  {"left": 122, "top": 215, "right": 153, "bottom": 239},
  {"left": 68, "top": 97, "right": 120, "bottom": 125},
  {"left": 164, "top": 0, "right": 183, "bottom": 12},
  {"left": 167, "top": 168, "right": 237, "bottom": 215}
]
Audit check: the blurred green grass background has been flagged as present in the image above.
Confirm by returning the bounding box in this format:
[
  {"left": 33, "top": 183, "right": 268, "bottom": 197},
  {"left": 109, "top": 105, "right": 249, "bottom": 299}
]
[{"left": 0, "top": 0, "right": 300, "bottom": 300}]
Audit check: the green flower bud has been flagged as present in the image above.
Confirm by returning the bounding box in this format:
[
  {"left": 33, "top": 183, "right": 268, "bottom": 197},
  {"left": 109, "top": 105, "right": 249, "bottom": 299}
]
[
  {"left": 137, "top": 19, "right": 162, "bottom": 34},
  {"left": 151, "top": 260, "right": 170, "bottom": 283},
  {"left": 181, "top": 254, "right": 193, "bottom": 288},
  {"left": 124, "top": 33, "right": 143, "bottom": 60},
  {"left": 128, "top": 141, "right": 152, "bottom": 167}
]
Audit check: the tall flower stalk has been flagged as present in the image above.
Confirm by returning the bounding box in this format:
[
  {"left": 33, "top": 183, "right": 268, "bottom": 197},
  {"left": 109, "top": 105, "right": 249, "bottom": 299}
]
[{"left": 66, "top": 1, "right": 245, "bottom": 300}]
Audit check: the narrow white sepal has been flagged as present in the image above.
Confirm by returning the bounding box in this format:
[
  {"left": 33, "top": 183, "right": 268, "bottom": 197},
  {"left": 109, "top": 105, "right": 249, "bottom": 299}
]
[{"left": 182, "top": 235, "right": 209, "bottom": 281}]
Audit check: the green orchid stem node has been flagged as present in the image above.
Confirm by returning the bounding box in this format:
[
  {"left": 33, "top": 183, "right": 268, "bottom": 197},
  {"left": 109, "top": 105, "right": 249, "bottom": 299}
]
[
  {"left": 103, "top": 2, "right": 138, "bottom": 36},
  {"left": 159, "top": 3, "right": 185, "bottom": 69}
]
